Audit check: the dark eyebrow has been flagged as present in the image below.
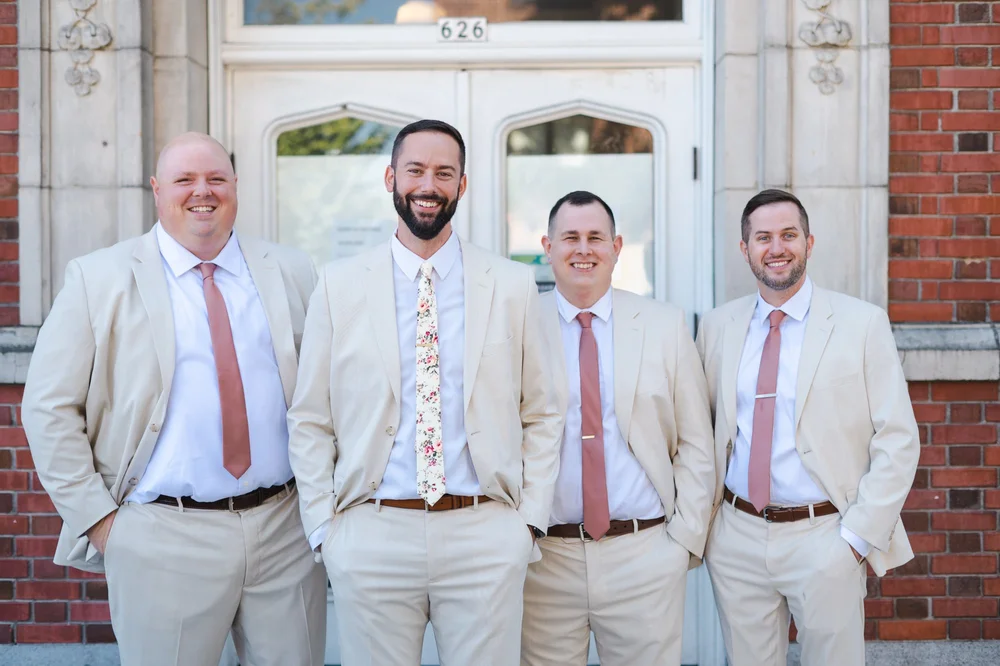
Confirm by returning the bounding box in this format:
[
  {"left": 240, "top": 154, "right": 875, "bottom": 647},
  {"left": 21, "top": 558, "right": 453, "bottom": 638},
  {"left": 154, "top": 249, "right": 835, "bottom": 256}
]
[{"left": 403, "top": 161, "right": 456, "bottom": 173}]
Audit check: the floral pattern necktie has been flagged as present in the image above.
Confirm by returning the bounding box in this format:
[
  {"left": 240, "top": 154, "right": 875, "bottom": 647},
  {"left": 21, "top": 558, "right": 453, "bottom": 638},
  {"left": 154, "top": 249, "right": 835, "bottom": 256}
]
[{"left": 415, "top": 261, "right": 445, "bottom": 505}]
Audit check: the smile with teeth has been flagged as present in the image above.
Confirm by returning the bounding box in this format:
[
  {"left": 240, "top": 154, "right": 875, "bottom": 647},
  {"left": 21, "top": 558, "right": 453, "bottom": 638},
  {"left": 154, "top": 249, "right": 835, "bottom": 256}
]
[
  {"left": 188, "top": 205, "right": 216, "bottom": 213},
  {"left": 412, "top": 199, "right": 441, "bottom": 209},
  {"left": 571, "top": 262, "right": 595, "bottom": 270},
  {"left": 766, "top": 259, "right": 790, "bottom": 269}
]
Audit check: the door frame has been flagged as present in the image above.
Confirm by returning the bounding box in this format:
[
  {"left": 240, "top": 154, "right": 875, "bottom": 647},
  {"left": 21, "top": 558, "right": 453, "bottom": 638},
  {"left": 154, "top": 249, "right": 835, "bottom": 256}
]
[{"left": 207, "top": 1, "right": 723, "bottom": 662}]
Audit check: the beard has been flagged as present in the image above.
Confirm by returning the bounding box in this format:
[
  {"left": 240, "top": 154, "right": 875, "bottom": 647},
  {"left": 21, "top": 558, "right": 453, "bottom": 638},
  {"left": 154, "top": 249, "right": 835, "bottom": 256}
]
[
  {"left": 393, "top": 185, "right": 458, "bottom": 241},
  {"left": 750, "top": 254, "right": 807, "bottom": 291}
]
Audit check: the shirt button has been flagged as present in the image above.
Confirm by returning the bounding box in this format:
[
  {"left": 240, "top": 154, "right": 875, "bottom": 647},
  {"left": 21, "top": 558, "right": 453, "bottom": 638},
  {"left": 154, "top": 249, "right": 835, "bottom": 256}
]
[
  {"left": 150, "top": 423, "right": 160, "bottom": 432},
  {"left": 128, "top": 478, "right": 137, "bottom": 486},
  {"left": 386, "top": 426, "right": 395, "bottom": 436}
]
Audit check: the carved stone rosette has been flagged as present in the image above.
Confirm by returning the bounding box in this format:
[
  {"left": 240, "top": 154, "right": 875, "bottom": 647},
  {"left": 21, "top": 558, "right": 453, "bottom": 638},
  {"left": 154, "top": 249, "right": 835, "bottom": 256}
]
[
  {"left": 798, "top": 0, "right": 852, "bottom": 95},
  {"left": 57, "top": 0, "right": 114, "bottom": 96}
]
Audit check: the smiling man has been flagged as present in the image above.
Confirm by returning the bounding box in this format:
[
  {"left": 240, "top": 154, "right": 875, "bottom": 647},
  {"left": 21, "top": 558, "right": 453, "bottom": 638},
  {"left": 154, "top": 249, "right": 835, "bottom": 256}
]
[
  {"left": 286, "top": 119, "right": 562, "bottom": 665},
  {"left": 696, "top": 189, "right": 920, "bottom": 666},
  {"left": 521, "top": 191, "right": 715, "bottom": 666},
  {"left": 22, "top": 132, "right": 327, "bottom": 666}
]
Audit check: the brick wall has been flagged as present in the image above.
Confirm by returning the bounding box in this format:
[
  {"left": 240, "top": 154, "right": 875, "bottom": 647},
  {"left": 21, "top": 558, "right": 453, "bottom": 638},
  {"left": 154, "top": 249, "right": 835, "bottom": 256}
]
[
  {"left": 888, "top": 0, "right": 1000, "bottom": 323},
  {"left": 864, "top": 381, "right": 1000, "bottom": 640},
  {"left": 0, "top": 0, "right": 16, "bottom": 326},
  {"left": 0, "top": 385, "right": 113, "bottom": 644}
]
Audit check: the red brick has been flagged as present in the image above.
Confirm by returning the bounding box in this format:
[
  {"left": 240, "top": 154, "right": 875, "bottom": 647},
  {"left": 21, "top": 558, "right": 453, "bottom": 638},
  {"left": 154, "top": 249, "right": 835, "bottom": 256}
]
[
  {"left": 14, "top": 450, "right": 32, "bottom": 470},
  {"left": 920, "top": 444, "right": 947, "bottom": 465},
  {"left": 889, "top": 260, "right": 954, "bottom": 279},
  {"left": 949, "top": 619, "right": 982, "bottom": 639},
  {"left": 33, "top": 601, "right": 66, "bottom": 623},
  {"left": 957, "top": 174, "right": 990, "bottom": 193},
  {"left": 942, "top": 154, "right": 1000, "bottom": 172},
  {"left": 931, "top": 511, "right": 997, "bottom": 530},
  {"left": 929, "top": 424, "right": 998, "bottom": 445},
  {"left": 904, "top": 489, "right": 948, "bottom": 510},
  {"left": 934, "top": 382, "right": 1000, "bottom": 401},
  {"left": 913, "top": 402, "right": 948, "bottom": 422},
  {"left": 866, "top": 599, "right": 895, "bottom": 618},
  {"left": 922, "top": 69, "right": 939, "bottom": 87},
  {"left": 13, "top": 538, "right": 57, "bottom": 558},
  {"left": 16, "top": 624, "right": 81, "bottom": 644},
  {"left": 940, "top": 282, "right": 1000, "bottom": 300},
  {"left": 889, "top": 175, "right": 955, "bottom": 194},
  {"left": 957, "top": 46, "right": 990, "bottom": 66},
  {"left": 31, "top": 516, "right": 62, "bottom": 536},
  {"left": 17, "top": 493, "right": 55, "bottom": 514},
  {"left": 920, "top": 197, "right": 940, "bottom": 214},
  {"left": 0, "top": 429, "right": 25, "bottom": 448},
  {"left": 951, "top": 403, "right": 984, "bottom": 422},
  {"left": 889, "top": 217, "right": 954, "bottom": 236},
  {"left": 69, "top": 601, "right": 111, "bottom": 622},
  {"left": 889, "top": 302, "right": 954, "bottom": 322},
  {"left": 942, "top": 112, "right": 1000, "bottom": 131},
  {"left": 0, "top": 603, "right": 28, "bottom": 622},
  {"left": 938, "top": 67, "right": 1000, "bottom": 87},
  {"left": 958, "top": 90, "right": 990, "bottom": 110},
  {"left": 987, "top": 447, "right": 1000, "bottom": 465},
  {"left": 0, "top": 516, "right": 26, "bottom": 535},
  {"left": 940, "top": 197, "right": 1000, "bottom": 215},
  {"left": 32, "top": 559, "right": 67, "bottom": 579},
  {"left": 891, "top": 279, "right": 920, "bottom": 301},
  {"left": 891, "top": 91, "right": 955, "bottom": 110},
  {"left": 924, "top": 25, "right": 942, "bottom": 45},
  {"left": 986, "top": 578, "right": 1000, "bottom": 595},
  {"left": 932, "top": 554, "right": 998, "bottom": 574},
  {"left": 891, "top": 47, "right": 956, "bottom": 68},
  {"left": 890, "top": 3, "right": 955, "bottom": 24},
  {"left": 891, "top": 134, "right": 956, "bottom": 153},
  {"left": 878, "top": 620, "right": 947, "bottom": 640},
  {"left": 891, "top": 24, "right": 923, "bottom": 45},
  {"left": 933, "top": 598, "right": 999, "bottom": 617},
  {"left": 941, "top": 25, "right": 1000, "bottom": 44},
  {"left": 0, "top": 471, "right": 27, "bottom": 491},
  {"left": 15, "top": 581, "right": 82, "bottom": 601},
  {"left": 0, "top": 559, "right": 27, "bottom": 578},
  {"left": 955, "top": 260, "right": 989, "bottom": 280},
  {"left": 931, "top": 467, "right": 998, "bottom": 487},
  {"left": 891, "top": 112, "right": 921, "bottom": 132},
  {"left": 987, "top": 620, "right": 1000, "bottom": 639}
]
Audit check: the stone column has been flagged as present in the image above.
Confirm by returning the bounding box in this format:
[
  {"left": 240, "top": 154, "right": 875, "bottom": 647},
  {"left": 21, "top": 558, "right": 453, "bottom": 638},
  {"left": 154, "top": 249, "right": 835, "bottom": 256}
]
[
  {"left": 714, "top": 0, "right": 890, "bottom": 307},
  {"left": 153, "top": 0, "right": 209, "bottom": 157},
  {"left": 19, "top": 0, "right": 154, "bottom": 322}
]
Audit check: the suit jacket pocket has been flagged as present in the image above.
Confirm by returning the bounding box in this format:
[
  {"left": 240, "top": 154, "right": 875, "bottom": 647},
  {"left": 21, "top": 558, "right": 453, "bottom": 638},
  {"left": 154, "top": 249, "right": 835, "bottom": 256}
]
[{"left": 481, "top": 335, "right": 513, "bottom": 357}]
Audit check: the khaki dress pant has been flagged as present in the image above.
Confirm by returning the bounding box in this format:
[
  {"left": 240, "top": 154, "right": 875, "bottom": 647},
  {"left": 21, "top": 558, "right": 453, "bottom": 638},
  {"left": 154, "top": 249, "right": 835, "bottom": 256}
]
[
  {"left": 521, "top": 523, "right": 691, "bottom": 666},
  {"left": 104, "top": 486, "right": 328, "bottom": 666},
  {"left": 705, "top": 499, "right": 867, "bottom": 666},
  {"left": 323, "top": 499, "right": 534, "bottom": 666}
]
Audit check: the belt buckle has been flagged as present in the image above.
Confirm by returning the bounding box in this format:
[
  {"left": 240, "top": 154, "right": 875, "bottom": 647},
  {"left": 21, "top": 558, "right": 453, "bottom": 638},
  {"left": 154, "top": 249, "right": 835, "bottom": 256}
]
[
  {"left": 578, "top": 523, "right": 592, "bottom": 542},
  {"left": 761, "top": 506, "right": 775, "bottom": 523},
  {"left": 228, "top": 496, "right": 236, "bottom": 512}
]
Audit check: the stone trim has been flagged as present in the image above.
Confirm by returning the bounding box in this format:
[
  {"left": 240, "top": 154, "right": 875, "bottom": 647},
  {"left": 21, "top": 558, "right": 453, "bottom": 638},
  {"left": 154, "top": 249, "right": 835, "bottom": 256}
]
[{"left": 2, "top": 324, "right": 997, "bottom": 385}]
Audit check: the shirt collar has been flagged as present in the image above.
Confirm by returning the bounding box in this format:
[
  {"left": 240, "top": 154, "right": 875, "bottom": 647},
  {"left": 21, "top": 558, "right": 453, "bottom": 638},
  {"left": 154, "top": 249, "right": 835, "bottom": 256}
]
[
  {"left": 155, "top": 222, "right": 244, "bottom": 278},
  {"left": 754, "top": 275, "right": 812, "bottom": 323},
  {"left": 555, "top": 287, "right": 613, "bottom": 325},
  {"left": 390, "top": 229, "right": 461, "bottom": 282}
]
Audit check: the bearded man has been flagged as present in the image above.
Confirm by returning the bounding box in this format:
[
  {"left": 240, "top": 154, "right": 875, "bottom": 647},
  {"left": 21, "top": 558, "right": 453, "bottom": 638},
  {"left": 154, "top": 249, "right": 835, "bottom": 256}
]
[
  {"left": 696, "top": 189, "right": 919, "bottom": 666},
  {"left": 286, "top": 119, "right": 562, "bottom": 666}
]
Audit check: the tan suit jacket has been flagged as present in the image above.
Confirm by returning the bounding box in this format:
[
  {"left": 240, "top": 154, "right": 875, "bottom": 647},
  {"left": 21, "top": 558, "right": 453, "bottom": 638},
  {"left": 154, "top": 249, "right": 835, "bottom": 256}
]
[
  {"left": 22, "top": 229, "right": 317, "bottom": 573},
  {"left": 540, "top": 289, "right": 716, "bottom": 561},
  {"left": 696, "top": 284, "right": 919, "bottom": 576},
  {"left": 287, "top": 239, "right": 563, "bottom": 539}
]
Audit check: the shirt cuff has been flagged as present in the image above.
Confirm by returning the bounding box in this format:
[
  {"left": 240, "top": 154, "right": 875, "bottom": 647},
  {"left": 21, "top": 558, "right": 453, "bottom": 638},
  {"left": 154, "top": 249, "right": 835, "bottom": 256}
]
[
  {"left": 308, "top": 521, "right": 330, "bottom": 551},
  {"left": 840, "top": 525, "right": 871, "bottom": 559}
]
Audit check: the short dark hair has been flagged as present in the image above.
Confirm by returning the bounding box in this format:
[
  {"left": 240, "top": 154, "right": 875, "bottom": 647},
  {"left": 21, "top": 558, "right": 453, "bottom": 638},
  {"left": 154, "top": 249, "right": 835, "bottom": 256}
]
[
  {"left": 391, "top": 119, "right": 466, "bottom": 175},
  {"left": 547, "top": 190, "right": 616, "bottom": 235},
  {"left": 741, "top": 189, "right": 810, "bottom": 243}
]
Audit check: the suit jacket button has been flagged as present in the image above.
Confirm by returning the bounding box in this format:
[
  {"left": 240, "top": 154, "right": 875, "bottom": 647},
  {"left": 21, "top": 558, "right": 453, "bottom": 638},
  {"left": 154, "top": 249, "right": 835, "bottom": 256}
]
[
  {"left": 128, "top": 478, "right": 137, "bottom": 485},
  {"left": 386, "top": 426, "right": 395, "bottom": 436},
  {"left": 150, "top": 423, "right": 160, "bottom": 432}
]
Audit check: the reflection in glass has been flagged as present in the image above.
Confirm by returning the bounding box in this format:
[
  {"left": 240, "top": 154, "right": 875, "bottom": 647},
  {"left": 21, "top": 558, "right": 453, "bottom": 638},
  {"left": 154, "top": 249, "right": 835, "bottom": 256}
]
[
  {"left": 506, "top": 115, "right": 655, "bottom": 296},
  {"left": 245, "top": 0, "right": 682, "bottom": 25},
  {"left": 276, "top": 117, "right": 400, "bottom": 266}
]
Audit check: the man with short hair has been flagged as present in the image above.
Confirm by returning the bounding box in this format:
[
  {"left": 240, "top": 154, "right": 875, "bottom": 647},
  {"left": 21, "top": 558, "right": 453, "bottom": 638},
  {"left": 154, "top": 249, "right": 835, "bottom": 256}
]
[
  {"left": 697, "top": 188, "right": 920, "bottom": 666},
  {"left": 521, "top": 191, "right": 715, "bottom": 666},
  {"left": 22, "top": 132, "right": 327, "bottom": 666},
  {"left": 287, "top": 119, "right": 562, "bottom": 665}
]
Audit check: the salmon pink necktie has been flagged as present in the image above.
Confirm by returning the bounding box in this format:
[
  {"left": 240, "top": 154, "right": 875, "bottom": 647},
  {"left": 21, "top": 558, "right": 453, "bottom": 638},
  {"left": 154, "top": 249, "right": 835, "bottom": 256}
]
[
  {"left": 198, "top": 263, "right": 251, "bottom": 479},
  {"left": 748, "top": 309, "right": 786, "bottom": 512},
  {"left": 577, "top": 312, "right": 610, "bottom": 540}
]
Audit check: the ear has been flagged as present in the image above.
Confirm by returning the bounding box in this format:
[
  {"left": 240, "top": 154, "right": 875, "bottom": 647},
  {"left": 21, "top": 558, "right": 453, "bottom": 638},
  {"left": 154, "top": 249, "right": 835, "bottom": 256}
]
[
  {"left": 612, "top": 234, "right": 623, "bottom": 260},
  {"left": 150, "top": 176, "right": 159, "bottom": 202},
  {"left": 805, "top": 233, "right": 815, "bottom": 259},
  {"left": 384, "top": 165, "right": 395, "bottom": 193},
  {"left": 740, "top": 239, "right": 750, "bottom": 265},
  {"left": 541, "top": 234, "right": 552, "bottom": 261},
  {"left": 457, "top": 173, "right": 468, "bottom": 200}
]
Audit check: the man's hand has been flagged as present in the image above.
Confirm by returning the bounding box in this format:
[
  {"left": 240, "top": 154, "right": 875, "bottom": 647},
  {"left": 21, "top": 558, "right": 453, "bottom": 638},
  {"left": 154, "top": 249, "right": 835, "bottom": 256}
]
[
  {"left": 849, "top": 544, "right": 863, "bottom": 563},
  {"left": 528, "top": 525, "right": 537, "bottom": 544},
  {"left": 86, "top": 510, "right": 118, "bottom": 554}
]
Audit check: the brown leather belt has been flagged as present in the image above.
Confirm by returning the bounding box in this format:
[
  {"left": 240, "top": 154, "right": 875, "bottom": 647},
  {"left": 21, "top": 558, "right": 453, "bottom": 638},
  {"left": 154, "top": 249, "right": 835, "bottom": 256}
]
[
  {"left": 152, "top": 479, "right": 294, "bottom": 511},
  {"left": 547, "top": 515, "right": 666, "bottom": 541},
  {"left": 366, "top": 494, "right": 493, "bottom": 511},
  {"left": 723, "top": 488, "right": 839, "bottom": 523}
]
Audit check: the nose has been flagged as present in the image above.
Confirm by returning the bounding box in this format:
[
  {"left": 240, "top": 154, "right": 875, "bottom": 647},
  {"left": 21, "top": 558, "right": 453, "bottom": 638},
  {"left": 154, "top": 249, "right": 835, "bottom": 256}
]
[
  {"left": 192, "top": 177, "right": 211, "bottom": 197},
  {"left": 767, "top": 236, "right": 784, "bottom": 256}
]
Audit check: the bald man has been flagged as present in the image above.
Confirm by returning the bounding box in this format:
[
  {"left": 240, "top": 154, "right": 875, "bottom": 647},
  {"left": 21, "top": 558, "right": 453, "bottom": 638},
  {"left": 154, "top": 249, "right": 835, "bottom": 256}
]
[{"left": 22, "top": 132, "right": 327, "bottom": 666}]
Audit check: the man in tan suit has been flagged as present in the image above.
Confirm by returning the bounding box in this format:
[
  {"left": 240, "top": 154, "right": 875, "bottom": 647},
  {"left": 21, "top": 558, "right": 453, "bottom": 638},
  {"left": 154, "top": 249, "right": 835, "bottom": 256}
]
[
  {"left": 287, "top": 119, "right": 562, "bottom": 666},
  {"left": 521, "top": 191, "right": 715, "bottom": 666},
  {"left": 22, "top": 133, "right": 327, "bottom": 666},
  {"left": 697, "top": 189, "right": 920, "bottom": 666}
]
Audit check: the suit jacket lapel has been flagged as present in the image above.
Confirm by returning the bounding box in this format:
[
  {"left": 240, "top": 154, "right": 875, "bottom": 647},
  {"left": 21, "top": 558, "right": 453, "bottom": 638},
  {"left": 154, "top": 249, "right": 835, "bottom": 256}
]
[
  {"left": 462, "top": 241, "right": 495, "bottom": 413},
  {"left": 722, "top": 295, "right": 756, "bottom": 445},
  {"left": 131, "top": 230, "right": 175, "bottom": 396},
  {"left": 365, "top": 243, "right": 401, "bottom": 406},
  {"left": 241, "top": 236, "right": 297, "bottom": 408},
  {"left": 612, "top": 290, "right": 642, "bottom": 442},
  {"left": 795, "top": 286, "right": 834, "bottom": 430}
]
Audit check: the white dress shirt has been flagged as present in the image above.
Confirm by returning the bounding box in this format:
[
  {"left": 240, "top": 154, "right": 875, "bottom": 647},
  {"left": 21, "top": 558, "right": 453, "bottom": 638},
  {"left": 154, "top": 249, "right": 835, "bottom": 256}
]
[
  {"left": 726, "top": 277, "right": 870, "bottom": 557},
  {"left": 129, "top": 223, "right": 293, "bottom": 504},
  {"left": 549, "top": 288, "right": 663, "bottom": 527},
  {"left": 375, "top": 230, "right": 481, "bottom": 499}
]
